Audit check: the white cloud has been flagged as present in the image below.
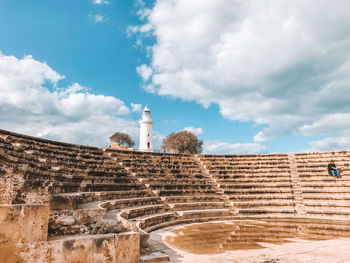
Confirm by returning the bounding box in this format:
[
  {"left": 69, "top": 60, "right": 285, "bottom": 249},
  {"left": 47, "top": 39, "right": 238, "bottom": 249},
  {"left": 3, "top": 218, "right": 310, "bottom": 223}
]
[
  {"left": 0, "top": 52, "right": 139, "bottom": 147},
  {"left": 300, "top": 113, "right": 350, "bottom": 152},
  {"left": 309, "top": 137, "right": 350, "bottom": 152},
  {"left": 127, "top": 24, "right": 153, "bottom": 41},
  {"left": 300, "top": 113, "right": 350, "bottom": 137},
  {"left": 152, "top": 131, "right": 164, "bottom": 151},
  {"left": 137, "top": 8, "right": 151, "bottom": 21},
  {"left": 136, "top": 64, "right": 153, "bottom": 81},
  {"left": 135, "top": 0, "right": 145, "bottom": 8},
  {"left": 203, "top": 140, "right": 266, "bottom": 154},
  {"left": 183, "top": 126, "right": 203, "bottom": 136},
  {"left": 93, "top": 0, "right": 110, "bottom": 5},
  {"left": 89, "top": 13, "right": 108, "bottom": 23},
  {"left": 141, "top": 83, "right": 157, "bottom": 94},
  {"left": 253, "top": 127, "right": 276, "bottom": 143},
  {"left": 132, "top": 0, "right": 350, "bottom": 148},
  {"left": 131, "top": 103, "right": 142, "bottom": 112}
]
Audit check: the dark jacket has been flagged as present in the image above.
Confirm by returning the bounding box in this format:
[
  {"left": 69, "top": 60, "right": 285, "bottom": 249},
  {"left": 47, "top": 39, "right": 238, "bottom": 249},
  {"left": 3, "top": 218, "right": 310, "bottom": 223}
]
[{"left": 328, "top": 163, "right": 336, "bottom": 174}]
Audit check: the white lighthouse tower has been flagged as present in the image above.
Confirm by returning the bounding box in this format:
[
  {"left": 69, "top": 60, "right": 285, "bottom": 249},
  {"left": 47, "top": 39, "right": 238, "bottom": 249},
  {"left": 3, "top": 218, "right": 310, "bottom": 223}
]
[{"left": 139, "top": 106, "right": 153, "bottom": 152}]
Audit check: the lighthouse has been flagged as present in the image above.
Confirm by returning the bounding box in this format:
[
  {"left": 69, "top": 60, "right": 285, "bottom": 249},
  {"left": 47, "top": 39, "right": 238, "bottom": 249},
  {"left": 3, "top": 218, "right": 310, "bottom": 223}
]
[{"left": 139, "top": 106, "right": 153, "bottom": 152}]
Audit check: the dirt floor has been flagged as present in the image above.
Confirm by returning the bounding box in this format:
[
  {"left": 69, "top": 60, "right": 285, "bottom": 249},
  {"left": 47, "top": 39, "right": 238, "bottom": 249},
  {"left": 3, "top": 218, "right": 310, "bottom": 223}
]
[{"left": 148, "top": 221, "right": 350, "bottom": 263}]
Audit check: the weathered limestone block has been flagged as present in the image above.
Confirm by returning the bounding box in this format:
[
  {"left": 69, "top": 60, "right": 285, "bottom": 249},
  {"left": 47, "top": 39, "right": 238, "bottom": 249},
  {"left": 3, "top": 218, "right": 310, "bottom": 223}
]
[
  {"left": 114, "top": 232, "right": 140, "bottom": 263},
  {"left": 0, "top": 167, "right": 24, "bottom": 204},
  {"left": 0, "top": 204, "right": 49, "bottom": 244},
  {"left": 73, "top": 208, "right": 106, "bottom": 225},
  {"left": 90, "top": 219, "right": 127, "bottom": 235},
  {"left": 20, "top": 184, "right": 52, "bottom": 204},
  {"left": 0, "top": 232, "right": 140, "bottom": 263},
  {"left": 51, "top": 194, "right": 82, "bottom": 210},
  {"left": 0, "top": 241, "right": 62, "bottom": 263},
  {"left": 0, "top": 174, "right": 13, "bottom": 204},
  {"left": 49, "top": 210, "right": 88, "bottom": 236},
  {"left": 49, "top": 210, "right": 127, "bottom": 236}
]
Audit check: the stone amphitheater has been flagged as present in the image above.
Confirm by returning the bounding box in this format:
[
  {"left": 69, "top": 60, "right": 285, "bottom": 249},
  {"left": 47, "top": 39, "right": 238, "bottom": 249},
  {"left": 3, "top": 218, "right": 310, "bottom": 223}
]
[{"left": 1, "top": 129, "right": 350, "bottom": 263}]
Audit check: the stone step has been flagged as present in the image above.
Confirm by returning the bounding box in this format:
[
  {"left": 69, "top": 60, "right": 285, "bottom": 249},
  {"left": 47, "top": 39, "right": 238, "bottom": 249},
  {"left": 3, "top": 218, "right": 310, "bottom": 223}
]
[
  {"left": 302, "top": 195, "right": 350, "bottom": 200},
  {"left": 165, "top": 195, "right": 225, "bottom": 203},
  {"left": 137, "top": 212, "right": 180, "bottom": 230},
  {"left": 169, "top": 202, "right": 227, "bottom": 211},
  {"left": 234, "top": 201, "right": 294, "bottom": 208},
  {"left": 51, "top": 190, "right": 155, "bottom": 210},
  {"left": 79, "top": 197, "right": 163, "bottom": 210},
  {"left": 211, "top": 174, "right": 291, "bottom": 179},
  {"left": 218, "top": 183, "right": 292, "bottom": 189},
  {"left": 228, "top": 194, "right": 293, "bottom": 200},
  {"left": 301, "top": 184, "right": 350, "bottom": 190},
  {"left": 158, "top": 189, "right": 221, "bottom": 196},
  {"left": 145, "top": 178, "right": 209, "bottom": 184},
  {"left": 238, "top": 208, "right": 295, "bottom": 215},
  {"left": 119, "top": 204, "right": 171, "bottom": 219},
  {"left": 140, "top": 252, "right": 169, "bottom": 263},
  {"left": 215, "top": 178, "right": 291, "bottom": 183},
  {"left": 305, "top": 202, "right": 350, "bottom": 208},
  {"left": 55, "top": 182, "right": 146, "bottom": 193},
  {"left": 301, "top": 188, "right": 350, "bottom": 193},
  {"left": 179, "top": 209, "right": 234, "bottom": 219},
  {"left": 207, "top": 166, "right": 290, "bottom": 170},
  {"left": 306, "top": 209, "right": 350, "bottom": 216},
  {"left": 299, "top": 177, "right": 350, "bottom": 182},
  {"left": 146, "top": 183, "right": 216, "bottom": 191},
  {"left": 224, "top": 189, "right": 293, "bottom": 194},
  {"left": 209, "top": 170, "right": 290, "bottom": 175}
]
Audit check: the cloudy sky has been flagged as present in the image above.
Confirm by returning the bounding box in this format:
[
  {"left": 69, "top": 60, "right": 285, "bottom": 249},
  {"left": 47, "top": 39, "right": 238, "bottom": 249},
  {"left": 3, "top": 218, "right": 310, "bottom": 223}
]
[{"left": 1, "top": 0, "right": 350, "bottom": 154}]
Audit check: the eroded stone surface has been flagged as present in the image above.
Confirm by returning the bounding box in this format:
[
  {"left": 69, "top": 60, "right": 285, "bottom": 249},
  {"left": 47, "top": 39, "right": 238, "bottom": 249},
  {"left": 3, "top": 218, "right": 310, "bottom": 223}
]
[
  {"left": 0, "top": 233, "right": 140, "bottom": 263},
  {"left": 0, "top": 204, "right": 49, "bottom": 244},
  {"left": 49, "top": 210, "right": 127, "bottom": 236}
]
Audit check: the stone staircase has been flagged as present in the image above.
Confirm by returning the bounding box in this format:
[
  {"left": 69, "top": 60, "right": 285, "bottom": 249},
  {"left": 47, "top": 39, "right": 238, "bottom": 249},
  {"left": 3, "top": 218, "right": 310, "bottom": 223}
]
[{"left": 288, "top": 154, "right": 306, "bottom": 215}]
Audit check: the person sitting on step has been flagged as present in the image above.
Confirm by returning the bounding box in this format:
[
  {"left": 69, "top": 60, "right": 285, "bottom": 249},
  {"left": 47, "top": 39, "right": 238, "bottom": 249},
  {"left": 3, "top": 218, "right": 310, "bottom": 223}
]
[{"left": 328, "top": 160, "right": 340, "bottom": 177}]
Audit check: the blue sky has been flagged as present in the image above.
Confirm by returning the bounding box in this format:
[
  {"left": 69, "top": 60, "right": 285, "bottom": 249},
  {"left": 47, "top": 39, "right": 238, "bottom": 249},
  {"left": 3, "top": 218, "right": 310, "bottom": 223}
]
[{"left": 1, "top": 0, "right": 350, "bottom": 154}]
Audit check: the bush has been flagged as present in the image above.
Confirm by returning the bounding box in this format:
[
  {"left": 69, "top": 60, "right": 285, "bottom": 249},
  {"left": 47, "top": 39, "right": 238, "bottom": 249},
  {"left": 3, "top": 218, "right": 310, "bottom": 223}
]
[
  {"left": 161, "top": 131, "right": 203, "bottom": 154},
  {"left": 109, "top": 132, "right": 135, "bottom": 148}
]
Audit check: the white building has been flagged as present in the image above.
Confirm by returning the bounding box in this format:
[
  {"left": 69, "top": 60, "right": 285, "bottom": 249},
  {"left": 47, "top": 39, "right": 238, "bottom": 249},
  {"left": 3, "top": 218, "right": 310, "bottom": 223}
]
[{"left": 139, "top": 106, "right": 153, "bottom": 152}]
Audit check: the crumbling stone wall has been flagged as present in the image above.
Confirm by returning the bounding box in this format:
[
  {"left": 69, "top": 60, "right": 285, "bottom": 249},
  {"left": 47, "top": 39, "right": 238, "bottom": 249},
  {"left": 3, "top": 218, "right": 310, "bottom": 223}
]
[
  {"left": 0, "top": 163, "right": 25, "bottom": 205},
  {"left": 49, "top": 210, "right": 127, "bottom": 236},
  {"left": 0, "top": 232, "right": 140, "bottom": 263},
  {"left": 0, "top": 204, "right": 49, "bottom": 244},
  {"left": 0, "top": 203, "right": 138, "bottom": 262}
]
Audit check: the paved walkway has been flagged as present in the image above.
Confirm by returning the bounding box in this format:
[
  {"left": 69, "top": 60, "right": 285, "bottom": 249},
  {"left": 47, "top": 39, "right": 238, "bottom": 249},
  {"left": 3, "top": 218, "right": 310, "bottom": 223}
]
[{"left": 149, "top": 224, "right": 350, "bottom": 263}]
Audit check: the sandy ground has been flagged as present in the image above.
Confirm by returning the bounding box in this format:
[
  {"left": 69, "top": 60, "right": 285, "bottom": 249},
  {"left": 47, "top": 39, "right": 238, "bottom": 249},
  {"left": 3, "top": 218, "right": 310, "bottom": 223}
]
[{"left": 148, "top": 221, "right": 350, "bottom": 263}]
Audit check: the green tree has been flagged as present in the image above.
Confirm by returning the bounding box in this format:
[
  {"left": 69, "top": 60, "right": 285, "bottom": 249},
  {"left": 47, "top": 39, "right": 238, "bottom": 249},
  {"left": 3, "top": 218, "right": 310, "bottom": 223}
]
[
  {"left": 109, "top": 132, "right": 135, "bottom": 148},
  {"left": 161, "top": 131, "right": 203, "bottom": 154}
]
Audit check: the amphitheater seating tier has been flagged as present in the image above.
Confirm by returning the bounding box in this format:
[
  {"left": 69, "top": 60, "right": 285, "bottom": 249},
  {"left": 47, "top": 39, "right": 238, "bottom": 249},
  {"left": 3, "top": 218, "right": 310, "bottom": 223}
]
[
  {"left": 1, "top": 128, "right": 350, "bottom": 249},
  {"left": 106, "top": 150, "right": 232, "bottom": 231},
  {"left": 198, "top": 154, "right": 295, "bottom": 218},
  {"left": 294, "top": 152, "right": 350, "bottom": 219}
]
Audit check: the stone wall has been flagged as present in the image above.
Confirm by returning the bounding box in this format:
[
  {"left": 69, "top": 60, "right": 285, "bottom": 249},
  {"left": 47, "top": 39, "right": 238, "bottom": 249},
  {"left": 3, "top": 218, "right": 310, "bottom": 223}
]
[
  {"left": 0, "top": 204, "right": 140, "bottom": 263},
  {"left": 0, "top": 232, "right": 139, "bottom": 263},
  {"left": 0, "top": 204, "right": 49, "bottom": 244},
  {"left": 0, "top": 161, "right": 24, "bottom": 205}
]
